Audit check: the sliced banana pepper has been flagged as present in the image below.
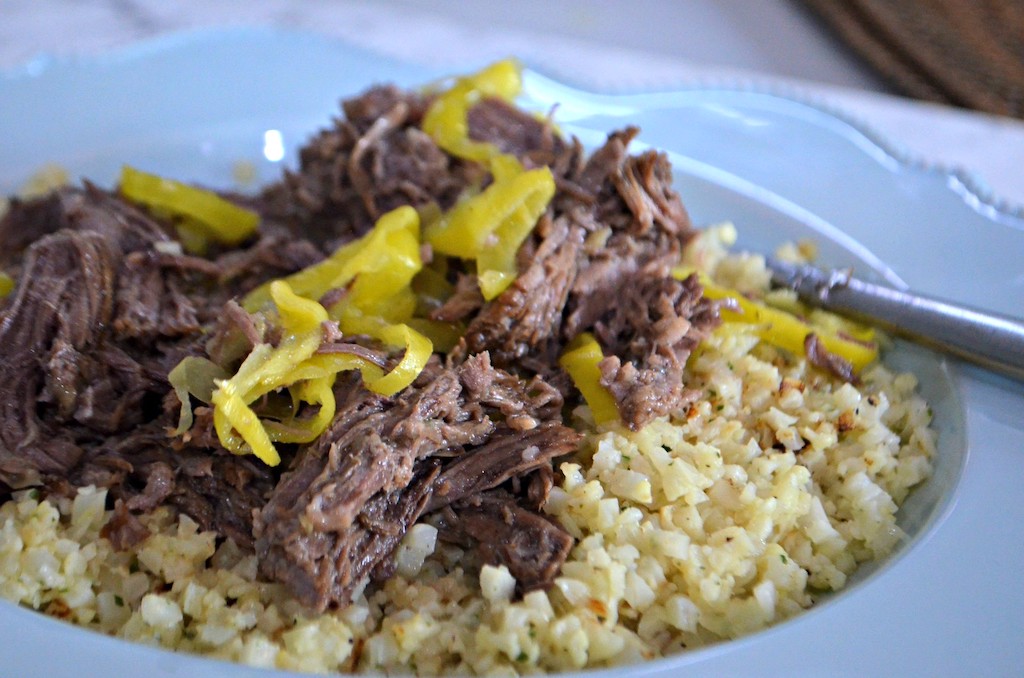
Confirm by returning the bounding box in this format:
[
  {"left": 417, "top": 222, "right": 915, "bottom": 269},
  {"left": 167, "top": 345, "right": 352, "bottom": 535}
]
[
  {"left": 119, "top": 165, "right": 259, "bottom": 254},
  {"left": 559, "top": 332, "right": 620, "bottom": 425},
  {"left": 673, "top": 267, "right": 878, "bottom": 372},
  {"left": 426, "top": 158, "right": 555, "bottom": 300},
  {"left": 422, "top": 59, "right": 522, "bottom": 162},
  {"left": 209, "top": 280, "right": 432, "bottom": 466}
]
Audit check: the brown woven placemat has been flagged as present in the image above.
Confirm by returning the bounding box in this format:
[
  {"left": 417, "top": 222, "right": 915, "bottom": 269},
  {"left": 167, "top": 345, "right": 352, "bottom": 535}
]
[{"left": 798, "top": 0, "right": 1024, "bottom": 118}]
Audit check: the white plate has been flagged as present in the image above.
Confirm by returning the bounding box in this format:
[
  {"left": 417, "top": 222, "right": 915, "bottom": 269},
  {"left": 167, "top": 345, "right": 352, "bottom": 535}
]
[{"left": 1, "top": 27, "right": 1022, "bottom": 678}]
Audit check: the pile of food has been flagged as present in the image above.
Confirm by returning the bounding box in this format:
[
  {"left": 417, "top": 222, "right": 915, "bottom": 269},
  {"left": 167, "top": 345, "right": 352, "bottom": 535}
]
[{"left": 0, "top": 62, "right": 936, "bottom": 675}]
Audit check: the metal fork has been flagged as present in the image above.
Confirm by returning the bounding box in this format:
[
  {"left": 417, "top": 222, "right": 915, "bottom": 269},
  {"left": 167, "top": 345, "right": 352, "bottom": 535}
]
[{"left": 766, "top": 257, "right": 1024, "bottom": 381}]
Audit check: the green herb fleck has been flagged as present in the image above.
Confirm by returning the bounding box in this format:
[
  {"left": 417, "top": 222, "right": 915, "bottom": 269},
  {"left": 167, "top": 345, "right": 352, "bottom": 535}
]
[
  {"left": 780, "top": 554, "right": 788, "bottom": 564},
  {"left": 114, "top": 595, "right": 124, "bottom": 607},
  {"left": 516, "top": 652, "right": 528, "bottom": 662}
]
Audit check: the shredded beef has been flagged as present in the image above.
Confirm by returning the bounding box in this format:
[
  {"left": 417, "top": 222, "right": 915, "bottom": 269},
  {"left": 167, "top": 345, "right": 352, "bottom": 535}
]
[
  {"left": 467, "top": 97, "right": 566, "bottom": 166},
  {"left": 258, "top": 85, "right": 480, "bottom": 250},
  {"left": 261, "top": 461, "right": 441, "bottom": 611},
  {"left": 124, "top": 461, "right": 175, "bottom": 512},
  {"left": 0, "top": 230, "right": 118, "bottom": 488},
  {"left": 0, "top": 186, "right": 216, "bottom": 489},
  {"left": 426, "top": 421, "right": 580, "bottom": 511},
  {"left": 461, "top": 212, "right": 585, "bottom": 365},
  {"left": 254, "top": 355, "right": 578, "bottom": 611},
  {"left": 456, "top": 120, "right": 720, "bottom": 428},
  {"left": 437, "top": 489, "right": 574, "bottom": 595},
  {"left": 522, "top": 464, "right": 557, "bottom": 512},
  {"left": 592, "top": 272, "right": 719, "bottom": 429},
  {"left": 213, "top": 230, "right": 323, "bottom": 299},
  {"left": 0, "top": 186, "right": 298, "bottom": 540},
  {"left": 113, "top": 251, "right": 201, "bottom": 340},
  {"left": 165, "top": 451, "right": 275, "bottom": 550},
  {"left": 0, "top": 78, "right": 729, "bottom": 614},
  {"left": 100, "top": 500, "right": 150, "bottom": 551},
  {"left": 804, "top": 333, "right": 857, "bottom": 383},
  {"left": 0, "top": 192, "right": 73, "bottom": 269},
  {"left": 429, "top": 272, "right": 485, "bottom": 323}
]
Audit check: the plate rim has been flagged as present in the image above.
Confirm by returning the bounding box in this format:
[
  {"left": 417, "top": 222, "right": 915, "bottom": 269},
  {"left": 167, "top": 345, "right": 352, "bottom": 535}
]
[
  {"left": 0, "top": 25, "right": 992, "bottom": 677},
  {"left": 2, "top": 24, "right": 1021, "bottom": 221}
]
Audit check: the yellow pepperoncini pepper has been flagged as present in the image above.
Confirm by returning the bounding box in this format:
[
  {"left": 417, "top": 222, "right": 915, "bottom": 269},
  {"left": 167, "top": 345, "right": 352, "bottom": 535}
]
[
  {"left": 408, "top": 261, "right": 466, "bottom": 352},
  {"left": 412, "top": 261, "right": 454, "bottom": 305},
  {"left": 243, "top": 205, "right": 422, "bottom": 320},
  {"left": 405, "top": 318, "right": 464, "bottom": 354},
  {"left": 476, "top": 168, "right": 555, "bottom": 299},
  {"left": 325, "top": 303, "right": 433, "bottom": 395},
  {"left": 244, "top": 204, "right": 433, "bottom": 391},
  {"left": 673, "top": 267, "right": 878, "bottom": 373},
  {"left": 207, "top": 279, "right": 434, "bottom": 466},
  {"left": 422, "top": 59, "right": 522, "bottom": 162},
  {"left": 366, "top": 322, "right": 433, "bottom": 396},
  {"left": 0, "top": 271, "right": 14, "bottom": 298},
  {"left": 211, "top": 281, "right": 329, "bottom": 466},
  {"left": 426, "top": 157, "right": 555, "bottom": 300},
  {"left": 167, "top": 356, "right": 229, "bottom": 434},
  {"left": 422, "top": 62, "right": 556, "bottom": 301},
  {"left": 208, "top": 208, "right": 436, "bottom": 465},
  {"left": 559, "top": 332, "right": 620, "bottom": 425},
  {"left": 119, "top": 166, "right": 259, "bottom": 254}
]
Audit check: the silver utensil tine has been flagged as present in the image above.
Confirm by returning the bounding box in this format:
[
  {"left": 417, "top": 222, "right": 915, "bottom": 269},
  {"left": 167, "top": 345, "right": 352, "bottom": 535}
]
[{"left": 765, "top": 257, "right": 1024, "bottom": 381}]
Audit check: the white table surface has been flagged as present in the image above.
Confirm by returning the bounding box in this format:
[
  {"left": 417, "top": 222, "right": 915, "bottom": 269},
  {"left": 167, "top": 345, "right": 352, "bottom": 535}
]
[{"left": 3, "top": 0, "right": 1024, "bottom": 209}]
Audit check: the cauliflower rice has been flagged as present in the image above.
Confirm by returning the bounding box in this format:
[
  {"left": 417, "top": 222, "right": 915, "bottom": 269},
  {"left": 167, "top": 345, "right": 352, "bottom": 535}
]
[{"left": 0, "top": 231, "right": 937, "bottom": 675}]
